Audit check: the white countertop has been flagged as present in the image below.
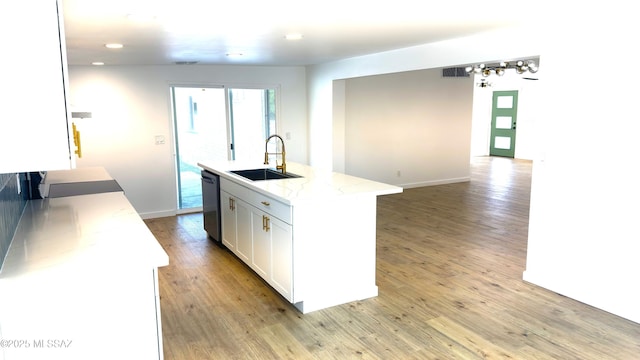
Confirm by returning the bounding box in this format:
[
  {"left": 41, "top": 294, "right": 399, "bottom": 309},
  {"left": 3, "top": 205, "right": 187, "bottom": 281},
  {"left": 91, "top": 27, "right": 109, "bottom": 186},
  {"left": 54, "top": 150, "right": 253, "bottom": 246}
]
[
  {"left": 40, "top": 166, "right": 116, "bottom": 197},
  {"left": 0, "top": 191, "right": 169, "bottom": 280},
  {"left": 0, "top": 192, "right": 169, "bottom": 359},
  {"left": 43, "top": 166, "right": 114, "bottom": 184},
  {"left": 198, "top": 161, "right": 403, "bottom": 205}
]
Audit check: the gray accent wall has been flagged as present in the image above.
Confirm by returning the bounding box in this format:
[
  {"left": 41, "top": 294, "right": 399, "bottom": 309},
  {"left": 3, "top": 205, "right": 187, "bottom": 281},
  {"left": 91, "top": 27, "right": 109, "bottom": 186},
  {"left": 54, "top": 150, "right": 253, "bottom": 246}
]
[{"left": 0, "top": 173, "right": 29, "bottom": 268}]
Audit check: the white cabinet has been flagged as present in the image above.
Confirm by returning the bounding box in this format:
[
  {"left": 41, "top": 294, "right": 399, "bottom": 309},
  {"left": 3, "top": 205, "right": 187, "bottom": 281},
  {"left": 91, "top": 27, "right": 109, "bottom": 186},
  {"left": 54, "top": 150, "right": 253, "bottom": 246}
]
[
  {"left": 0, "top": 0, "right": 74, "bottom": 173},
  {"left": 0, "top": 192, "right": 168, "bottom": 359},
  {"left": 221, "top": 191, "right": 237, "bottom": 251},
  {"left": 220, "top": 178, "right": 293, "bottom": 301},
  {"left": 251, "top": 206, "right": 271, "bottom": 279},
  {"left": 268, "top": 215, "right": 293, "bottom": 300},
  {"left": 249, "top": 205, "right": 293, "bottom": 301},
  {"left": 235, "top": 198, "right": 252, "bottom": 263},
  {"left": 221, "top": 190, "right": 252, "bottom": 263}
]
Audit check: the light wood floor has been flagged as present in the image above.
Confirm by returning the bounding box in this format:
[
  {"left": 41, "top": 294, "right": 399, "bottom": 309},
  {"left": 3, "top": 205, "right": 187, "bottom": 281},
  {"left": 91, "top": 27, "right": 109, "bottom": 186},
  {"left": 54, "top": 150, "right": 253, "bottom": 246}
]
[{"left": 145, "top": 156, "right": 640, "bottom": 359}]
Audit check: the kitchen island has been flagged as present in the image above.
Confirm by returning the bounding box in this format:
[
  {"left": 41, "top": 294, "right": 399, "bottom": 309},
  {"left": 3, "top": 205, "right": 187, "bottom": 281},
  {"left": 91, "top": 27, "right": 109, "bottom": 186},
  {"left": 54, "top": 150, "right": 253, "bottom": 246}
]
[
  {"left": 198, "top": 161, "right": 402, "bottom": 313},
  {"left": 0, "top": 191, "right": 168, "bottom": 360}
]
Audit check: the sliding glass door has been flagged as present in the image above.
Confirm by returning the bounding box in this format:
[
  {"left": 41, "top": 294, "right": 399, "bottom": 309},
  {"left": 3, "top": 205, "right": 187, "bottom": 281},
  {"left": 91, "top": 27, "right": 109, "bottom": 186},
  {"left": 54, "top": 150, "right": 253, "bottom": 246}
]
[
  {"left": 229, "top": 88, "right": 276, "bottom": 163},
  {"left": 171, "top": 86, "right": 277, "bottom": 211}
]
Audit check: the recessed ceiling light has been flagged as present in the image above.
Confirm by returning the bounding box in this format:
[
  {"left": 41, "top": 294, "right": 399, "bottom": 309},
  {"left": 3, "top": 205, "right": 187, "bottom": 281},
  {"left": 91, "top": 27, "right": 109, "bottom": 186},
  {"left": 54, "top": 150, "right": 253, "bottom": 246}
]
[
  {"left": 105, "top": 43, "right": 123, "bottom": 49},
  {"left": 92, "top": 62, "right": 105, "bottom": 66},
  {"left": 285, "top": 33, "right": 303, "bottom": 40}
]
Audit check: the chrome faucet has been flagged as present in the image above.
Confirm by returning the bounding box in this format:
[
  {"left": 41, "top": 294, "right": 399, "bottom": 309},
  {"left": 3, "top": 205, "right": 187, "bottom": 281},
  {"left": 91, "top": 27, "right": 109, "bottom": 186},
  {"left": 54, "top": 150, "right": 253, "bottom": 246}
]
[{"left": 264, "top": 134, "right": 286, "bottom": 174}]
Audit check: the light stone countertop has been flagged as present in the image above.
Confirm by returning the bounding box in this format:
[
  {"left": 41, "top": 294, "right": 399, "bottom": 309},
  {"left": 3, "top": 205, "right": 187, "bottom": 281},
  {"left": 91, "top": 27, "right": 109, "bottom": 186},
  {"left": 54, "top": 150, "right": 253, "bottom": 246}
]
[
  {"left": 40, "top": 166, "right": 116, "bottom": 197},
  {"left": 198, "top": 161, "right": 403, "bottom": 205},
  {"left": 0, "top": 191, "right": 169, "bottom": 280},
  {"left": 43, "top": 166, "right": 114, "bottom": 184}
]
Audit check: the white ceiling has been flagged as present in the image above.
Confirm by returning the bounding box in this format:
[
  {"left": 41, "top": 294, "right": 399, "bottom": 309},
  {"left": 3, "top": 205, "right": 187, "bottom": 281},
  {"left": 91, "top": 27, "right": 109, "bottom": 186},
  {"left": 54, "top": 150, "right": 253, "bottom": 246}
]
[{"left": 62, "top": 0, "right": 538, "bottom": 67}]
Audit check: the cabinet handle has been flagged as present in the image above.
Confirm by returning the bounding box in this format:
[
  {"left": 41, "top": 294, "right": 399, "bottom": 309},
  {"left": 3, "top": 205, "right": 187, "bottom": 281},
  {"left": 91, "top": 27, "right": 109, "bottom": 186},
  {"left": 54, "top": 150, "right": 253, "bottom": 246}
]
[
  {"left": 72, "top": 123, "right": 82, "bottom": 158},
  {"left": 261, "top": 201, "right": 270, "bottom": 206},
  {"left": 229, "top": 198, "right": 235, "bottom": 211},
  {"left": 263, "top": 215, "right": 270, "bottom": 232}
]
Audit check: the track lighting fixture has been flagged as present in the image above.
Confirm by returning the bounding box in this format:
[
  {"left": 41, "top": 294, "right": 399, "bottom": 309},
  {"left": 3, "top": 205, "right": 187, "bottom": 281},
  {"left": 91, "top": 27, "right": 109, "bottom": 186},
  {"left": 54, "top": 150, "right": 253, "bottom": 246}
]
[{"left": 465, "top": 59, "right": 539, "bottom": 77}]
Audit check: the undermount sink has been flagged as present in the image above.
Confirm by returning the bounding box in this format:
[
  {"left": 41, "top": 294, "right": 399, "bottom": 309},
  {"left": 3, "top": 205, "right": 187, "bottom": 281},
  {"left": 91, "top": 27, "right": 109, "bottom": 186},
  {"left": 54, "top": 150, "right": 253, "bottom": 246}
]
[{"left": 229, "top": 168, "right": 302, "bottom": 181}]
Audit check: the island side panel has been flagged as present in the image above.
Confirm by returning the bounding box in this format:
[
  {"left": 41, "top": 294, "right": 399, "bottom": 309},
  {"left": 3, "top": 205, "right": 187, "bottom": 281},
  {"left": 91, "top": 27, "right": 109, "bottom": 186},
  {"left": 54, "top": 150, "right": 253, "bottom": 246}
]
[{"left": 293, "top": 195, "right": 378, "bottom": 313}]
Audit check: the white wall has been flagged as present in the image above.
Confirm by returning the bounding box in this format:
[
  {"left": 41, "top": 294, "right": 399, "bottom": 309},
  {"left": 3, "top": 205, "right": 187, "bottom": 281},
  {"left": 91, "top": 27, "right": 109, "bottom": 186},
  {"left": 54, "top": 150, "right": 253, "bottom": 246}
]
[
  {"left": 68, "top": 65, "right": 306, "bottom": 218},
  {"left": 344, "top": 69, "right": 473, "bottom": 187},
  {"left": 523, "top": 4, "right": 640, "bottom": 323},
  {"left": 331, "top": 80, "right": 346, "bottom": 173},
  {"left": 307, "top": 26, "right": 542, "bottom": 171}
]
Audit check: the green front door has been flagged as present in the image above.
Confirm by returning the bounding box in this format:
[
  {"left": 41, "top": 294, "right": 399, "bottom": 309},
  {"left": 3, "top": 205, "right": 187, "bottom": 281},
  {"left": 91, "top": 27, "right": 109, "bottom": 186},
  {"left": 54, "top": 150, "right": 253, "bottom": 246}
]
[{"left": 489, "top": 90, "right": 519, "bottom": 158}]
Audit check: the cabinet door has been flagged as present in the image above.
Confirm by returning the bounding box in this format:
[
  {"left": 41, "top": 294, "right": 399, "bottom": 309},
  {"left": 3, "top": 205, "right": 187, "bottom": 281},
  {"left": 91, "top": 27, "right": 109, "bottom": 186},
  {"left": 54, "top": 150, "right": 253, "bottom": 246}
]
[
  {"left": 251, "top": 208, "right": 270, "bottom": 279},
  {"left": 270, "top": 217, "right": 293, "bottom": 301},
  {"left": 1, "top": 0, "right": 73, "bottom": 173},
  {"left": 250, "top": 207, "right": 293, "bottom": 301},
  {"left": 221, "top": 191, "right": 237, "bottom": 251},
  {"left": 235, "top": 199, "right": 252, "bottom": 263}
]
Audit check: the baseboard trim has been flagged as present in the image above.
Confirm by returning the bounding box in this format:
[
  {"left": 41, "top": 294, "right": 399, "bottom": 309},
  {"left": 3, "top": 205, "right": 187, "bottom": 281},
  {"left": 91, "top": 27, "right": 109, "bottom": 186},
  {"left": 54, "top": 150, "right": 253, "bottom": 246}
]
[
  {"left": 399, "top": 176, "right": 470, "bottom": 189},
  {"left": 139, "top": 210, "right": 177, "bottom": 220}
]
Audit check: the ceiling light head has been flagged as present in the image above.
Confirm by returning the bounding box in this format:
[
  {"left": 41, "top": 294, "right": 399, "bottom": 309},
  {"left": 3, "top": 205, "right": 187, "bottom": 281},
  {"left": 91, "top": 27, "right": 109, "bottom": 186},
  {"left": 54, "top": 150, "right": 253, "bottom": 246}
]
[
  {"left": 105, "top": 43, "right": 123, "bottom": 49},
  {"left": 467, "top": 59, "right": 539, "bottom": 77},
  {"left": 477, "top": 79, "right": 492, "bottom": 87}
]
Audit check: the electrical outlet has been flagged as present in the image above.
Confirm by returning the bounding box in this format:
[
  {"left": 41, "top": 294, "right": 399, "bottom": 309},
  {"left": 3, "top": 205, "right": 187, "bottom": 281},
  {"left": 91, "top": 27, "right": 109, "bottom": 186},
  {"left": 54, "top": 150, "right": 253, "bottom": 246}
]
[{"left": 396, "top": 170, "right": 401, "bottom": 177}]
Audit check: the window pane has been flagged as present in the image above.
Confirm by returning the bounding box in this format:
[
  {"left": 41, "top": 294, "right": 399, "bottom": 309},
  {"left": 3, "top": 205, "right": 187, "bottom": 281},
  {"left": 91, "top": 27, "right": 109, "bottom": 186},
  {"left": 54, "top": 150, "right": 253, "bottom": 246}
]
[
  {"left": 497, "top": 96, "right": 513, "bottom": 109},
  {"left": 229, "top": 88, "right": 276, "bottom": 163},
  {"left": 494, "top": 136, "right": 511, "bottom": 149},
  {"left": 495, "top": 116, "right": 512, "bottom": 129}
]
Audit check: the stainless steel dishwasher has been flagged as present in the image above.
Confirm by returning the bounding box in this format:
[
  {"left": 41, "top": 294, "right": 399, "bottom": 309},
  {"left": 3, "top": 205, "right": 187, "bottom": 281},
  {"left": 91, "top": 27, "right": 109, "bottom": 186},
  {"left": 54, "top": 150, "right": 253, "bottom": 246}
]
[{"left": 201, "top": 170, "right": 222, "bottom": 244}]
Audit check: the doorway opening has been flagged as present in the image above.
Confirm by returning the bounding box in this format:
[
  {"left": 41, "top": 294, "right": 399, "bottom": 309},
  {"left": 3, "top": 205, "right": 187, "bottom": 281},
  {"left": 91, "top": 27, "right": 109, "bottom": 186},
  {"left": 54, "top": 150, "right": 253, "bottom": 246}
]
[{"left": 171, "top": 86, "right": 277, "bottom": 211}]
